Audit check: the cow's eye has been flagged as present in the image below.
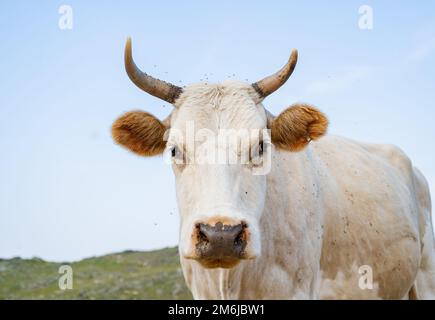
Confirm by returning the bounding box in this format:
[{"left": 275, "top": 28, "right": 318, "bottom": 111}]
[
  {"left": 171, "top": 146, "right": 177, "bottom": 158},
  {"left": 170, "top": 145, "right": 185, "bottom": 166},
  {"left": 250, "top": 140, "right": 265, "bottom": 166},
  {"left": 259, "top": 141, "right": 264, "bottom": 156}
]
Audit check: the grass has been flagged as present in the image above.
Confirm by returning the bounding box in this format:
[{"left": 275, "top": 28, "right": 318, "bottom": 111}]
[{"left": 0, "top": 247, "right": 192, "bottom": 300}]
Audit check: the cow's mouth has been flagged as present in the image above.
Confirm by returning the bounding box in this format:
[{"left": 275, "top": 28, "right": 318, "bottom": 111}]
[{"left": 197, "top": 257, "right": 242, "bottom": 269}]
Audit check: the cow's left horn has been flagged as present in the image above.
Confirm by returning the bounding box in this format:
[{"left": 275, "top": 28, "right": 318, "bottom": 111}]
[
  {"left": 252, "top": 49, "right": 298, "bottom": 99},
  {"left": 125, "top": 37, "right": 183, "bottom": 104}
]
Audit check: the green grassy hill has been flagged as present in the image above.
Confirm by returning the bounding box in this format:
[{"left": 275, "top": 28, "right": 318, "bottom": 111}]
[{"left": 0, "top": 247, "right": 192, "bottom": 300}]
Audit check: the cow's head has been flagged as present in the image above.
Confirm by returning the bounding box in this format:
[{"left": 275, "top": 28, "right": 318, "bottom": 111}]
[{"left": 112, "top": 38, "right": 328, "bottom": 269}]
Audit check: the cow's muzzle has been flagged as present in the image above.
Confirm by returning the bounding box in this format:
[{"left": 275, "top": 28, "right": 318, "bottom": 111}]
[{"left": 193, "top": 221, "right": 249, "bottom": 268}]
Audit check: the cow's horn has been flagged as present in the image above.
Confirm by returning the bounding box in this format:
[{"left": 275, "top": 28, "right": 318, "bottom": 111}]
[
  {"left": 125, "top": 37, "right": 183, "bottom": 104},
  {"left": 252, "top": 49, "right": 298, "bottom": 98}
]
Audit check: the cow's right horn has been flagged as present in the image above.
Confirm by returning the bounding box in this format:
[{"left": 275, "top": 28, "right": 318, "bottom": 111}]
[
  {"left": 252, "top": 49, "right": 298, "bottom": 99},
  {"left": 124, "top": 37, "right": 183, "bottom": 104}
]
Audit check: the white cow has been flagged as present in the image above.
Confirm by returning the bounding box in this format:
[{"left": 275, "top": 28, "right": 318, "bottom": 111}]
[{"left": 112, "top": 38, "right": 435, "bottom": 299}]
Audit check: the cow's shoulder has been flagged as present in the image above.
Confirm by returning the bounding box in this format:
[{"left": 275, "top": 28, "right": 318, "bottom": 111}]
[{"left": 360, "top": 142, "right": 413, "bottom": 175}]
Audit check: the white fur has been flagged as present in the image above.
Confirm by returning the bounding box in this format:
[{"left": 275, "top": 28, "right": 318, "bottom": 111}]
[{"left": 165, "top": 81, "right": 435, "bottom": 299}]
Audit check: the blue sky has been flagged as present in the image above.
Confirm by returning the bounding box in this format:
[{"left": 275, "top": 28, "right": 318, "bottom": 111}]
[{"left": 0, "top": 1, "right": 434, "bottom": 261}]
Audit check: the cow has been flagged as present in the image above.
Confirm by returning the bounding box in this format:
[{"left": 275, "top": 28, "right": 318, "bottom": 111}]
[{"left": 111, "top": 38, "right": 435, "bottom": 299}]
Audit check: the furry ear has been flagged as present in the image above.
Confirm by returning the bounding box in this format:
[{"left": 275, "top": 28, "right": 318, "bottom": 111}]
[
  {"left": 271, "top": 104, "right": 328, "bottom": 152},
  {"left": 111, "top": 111, "right": 168, "bottom": 156}
]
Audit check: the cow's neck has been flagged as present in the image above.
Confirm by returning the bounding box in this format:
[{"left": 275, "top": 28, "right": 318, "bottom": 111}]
[{"left": 256, "top": 147, "right": 325, "bottom": 298}]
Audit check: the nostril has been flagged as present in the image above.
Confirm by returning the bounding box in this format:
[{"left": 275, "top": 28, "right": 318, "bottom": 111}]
[
  {"left": 234, "top": 229, "right": 244, "bottom": 246},
  {"left": 196, "top": 223, "right": 209, "bottom": 243},
  {"left": 198, "top": 230, "right": 208, "bottom": 243},
  {"left": 234, "top": 222, "right": 248, "bottom": 246}
]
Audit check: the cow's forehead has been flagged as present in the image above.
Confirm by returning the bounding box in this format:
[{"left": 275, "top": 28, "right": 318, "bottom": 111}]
[{"left": 171, "top": 81, "right": 267, "bottom": 131}]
